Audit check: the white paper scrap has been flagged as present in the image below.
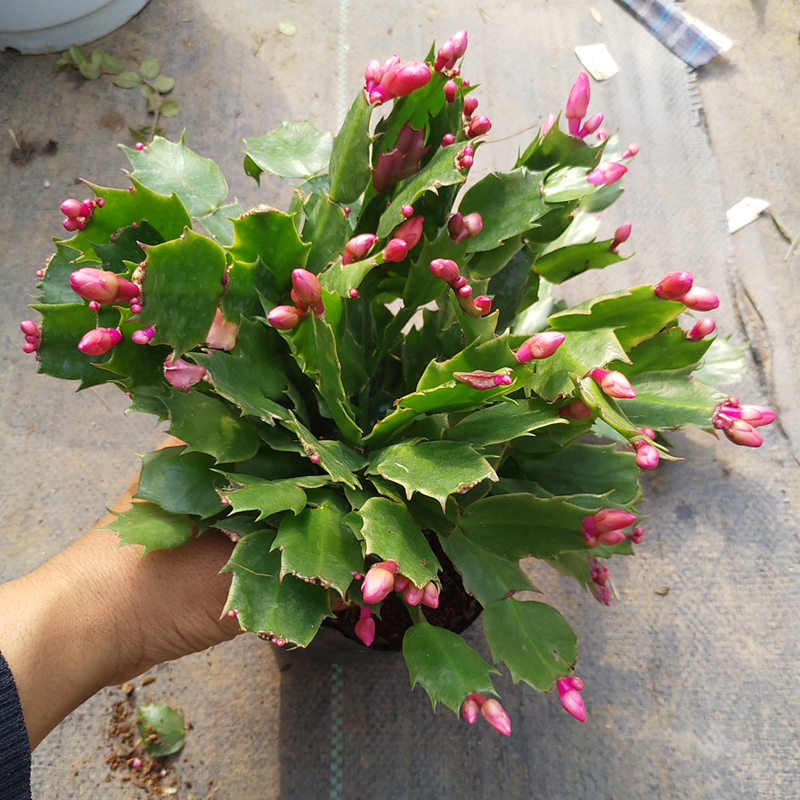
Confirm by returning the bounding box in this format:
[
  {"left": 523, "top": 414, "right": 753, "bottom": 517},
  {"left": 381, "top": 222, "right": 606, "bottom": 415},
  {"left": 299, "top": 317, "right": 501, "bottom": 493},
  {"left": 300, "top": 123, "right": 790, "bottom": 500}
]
[
  {"left": 574, "top": 44, "right": 619, "bottom": 81},
  {"left": 726, "top": 197, "right": 770, "bottom": 233}
]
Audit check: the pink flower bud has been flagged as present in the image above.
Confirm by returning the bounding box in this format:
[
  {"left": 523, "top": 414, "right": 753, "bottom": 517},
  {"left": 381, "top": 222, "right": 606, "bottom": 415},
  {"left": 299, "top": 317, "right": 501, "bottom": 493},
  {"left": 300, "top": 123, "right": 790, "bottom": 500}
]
[
  {"left": 480, "top": 699, "right": 512, "bottom": 736},
  {"left": 473, "top": 295, "right": 492, "bottom": 316},
  {"left": 62, "top": 217, "right": 81, "bottom": 232},
  {"left": 134, "top": 142, "right": 145, "bottom": 151},
  {"left": 634, "top": 440, "right": 660, "bottom": 469},
  {"left": 430, "top": 258, "right": 460, "bottom": 283},
  {"left": 543, "top": 113, "right": 556, "bottom": 135},
  {"left": 579, "top": 112, "right": 604, "bottom": 138},
  {"left": 421, "top": 582, "right": 439, "bottom": 609},
  {"left": 310, "top": 453, "right": 320, "bottom": 464},
  {"left": 622, "top": 142, "right": 640, "bottom": 159},
  {"left": 96, "top": 197, "right": 105, "bottom": 208},
  {"left": 268, "top": 305, "right": 306, "bottom": 330},
  {"left": 164, "top": 355, "right": 207, "bottom": 389},
  {"left": 463, "top": 95, "right": 479, "bottom": 116},
  {"left": 590, "top": 559, "right": 608, "bottom": 586},
  {"left": 444, "top": 80, "right": 457, "bottom": 103},
  {"left": 362, "top": 565, "right": 395, "bottom": 604},
  {"left": 403, "top": 582, "right": 425, "bottom": 606},
  {"left": 515, "top": 332, "right": 566, "bottom": 362},
  {"left": 77, "top": 327, "right": 122, "bottom": 356},
  {"left": 596, "top": 128, "right": 608, "bottom": 142},
  {"left": 559, "top": 398, "right": 593, "bottom": 420},
  {"left": 461, "top": 699, "right": 479, "bottom": 724},
  {"left": 401, "top": 204, "right": 414, "bottom": 218},
  {"left": 679, "top": 286, "right": 720, "bottom": 311},
  {"left": 451, "top": 29, "right": 468, "bottom": 59},
  {"left": 364, "top": 58, "right": 382, "bottom": 87},
  {"left": 131, "top": 327, "right": 155, "bottom": 345},
  {"left": 557, "top": 677, "right": 586, "bottom": 722},
  {"left": 60, "top": 199, "right": 83, "bottom": 218},
  {"left": 348, "top": 288, "right": 359, "bottom": 299},
  {"left": 594, "top": 508, "right": 636, "bottom": 533},
  {"left": 689, "top": 318, "right": 716, "bottom": 340},
  {"left": 70, "top": 268, "right": 120, "bottom": 304},
  {"left": 205, "top": 308, "right": 239, "bottom": 351},
  {"left": 462, "top": 212, "right": 483, "bottom": 237},
  {"left": 355, "top": 607, "right": 375, "bottom": 647},
  {"left": 380, "top": 61, "right": 432, "bottom": 99},
  {"left": 22, "top": 342, "right": 37, "bottom": 354},
  {"left": 639, "top": 427, "right": 657, "bottom": 440},
  {"left": 113, "top": 276, "right": 140, "bottom": 304},
  {"left": 565, "top": 72, "right": 590, "bottom": 135},
  {"left": 442, "top": 133, "right": 455, "bottom": 146},
  {"left": 394, "top": 575, "right": 410, "bottom": 592},
  {"left": 343, "top": 233, "right": 378, "bottom": 265},
  {"left": 739, "top": 404, "right": 775, "bottom": 427},
  {"left": 610, "top": 222, "right": 632, "bottom": 252},
  {"left": 459, "top": 155, "right": 474, "bottom": 169},
  {"left": 587, "top": 161, "right": 627, "bottom": 186},
  {"left": 20, "top": 320, "right": 38, "bottom": 336},
  {"left": 383, "top": 238, "right": 409, "bottom": 262},
  {"left": 724, "top": 419, "right": 763, "bottom": 448},
  {"left": 434, "top": 40, "right": 455, "bottom": 72},
  {"left": 631, "top": 526, "right": 645, "bottom": 544},
  {"left": 88, "top": 300, "right": 100, "bottom": 311},
  {"left": 655, "top": 271, "right": 694, "bottom": 300},
  {"left": 448, "top": 212, "right": 465, "bottom": 241},
  {"left": 79, "top": 201, "right": 94, "bottom": 217},
  {"left": 588, "top": 368, "right": 636, "bottom": 399},
  {"left": 129, "top": 303, "right": 142, "bottom": 314},
  {"left": 394, "top": 216, "right": 424, "bottom": 248},
  {"left": 467, "top": 115, "right": 492, "bottom": 138},
  {"left": 132, "top": 757, "right": 142, "bottom": 769},
  {"left": 582, "top": 515, "right": 600, "bottom": 548},
  {"left": 291, "top": 268, "right": 323, "bottom": 307}
]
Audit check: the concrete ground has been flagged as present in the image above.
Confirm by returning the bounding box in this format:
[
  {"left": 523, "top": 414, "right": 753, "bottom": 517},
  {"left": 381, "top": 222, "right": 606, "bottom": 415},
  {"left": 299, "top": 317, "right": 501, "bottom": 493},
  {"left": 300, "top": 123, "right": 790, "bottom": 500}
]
[{"left": 1, "top": 0, "right": 798, "bottom": 798}]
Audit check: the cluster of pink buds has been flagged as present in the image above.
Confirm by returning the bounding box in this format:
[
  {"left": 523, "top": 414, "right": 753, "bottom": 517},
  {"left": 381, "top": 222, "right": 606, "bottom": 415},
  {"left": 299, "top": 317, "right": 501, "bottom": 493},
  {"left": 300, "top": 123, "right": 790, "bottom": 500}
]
[
  {"left": 361, "top": 560, "right": 439, "bottom": 610},
  {"left": 447, "top": 211, "right": 482, "bottom": 242},
  {"left": 364, "top": 56, "right": 432, "bottom": 106},
  {"left": 515, "top": 332, "right": 566, "bottom": 363},
  {"left": 559, "top": 398, "right": 593, "bottom": 420},
  {"left": 164, "top": 355, "right": 208, "bottom": 391},
  {"left": 78, "top": 327, "right": 122, "bottom": 356},
  {"left": 461, "top": 693, "right": 511, "bottom": 735},
  {"left": 634, "top": 430, "right": 660, "bottom": 469},
  {"left": 654, "top": 271, "right": 720, "bottom": 311},
  {"left": 430, "top": 258, "right": 491, "bottom": 317},
  {"left": 20, "top": 320, "right": 40, "bottom": 354},
  {"left": 589, "top": 556, "right": 610, "bottom": 605},
  {"left": 583, "top": 508, "right": 637, "bottom": 548},
  {"left": 342, "top": 233, "right": 379, "bottom": 266},
  {"left": 587, "top": 368, "right": 636, "bottom": 399},
  {"left": 564, "top": 72, "right": 604, "bottom": 139},
  {"left": 587, "top": 161, "right": 627, "bottom": 187},
  {"left": 60, "top": 196, "right": 103, "bottom": 232},
  {"left": 631, "top": 526, "right": 645, "bottom": 544},
  {"left": 267, "top": 269, "right": 324, "bottom": 331},
  {"left": 455, "top": 143, "right": 474, "bottom": 169},
  {"left": 373, "top": 123, "right": 430, "bottom": 193},
  {"left": 383, "top": 215, "right": 424, "bottom": 263},
  {"left": 434, "top": 30, "right": 468, "bottom": 72},
  {"left": 557, "top": 677, "right": 587, "bottom": 722},
  {"left": 69, "top": 267, "right": 142, "bottom": 317},
  {"left": 355, "top": 607, "right": 375, "bottom": 647},
  {"left": 609, "top": 223, "right": 632, "bottom": 253},
  {"left": 712, "top": 397, "right": 775, "bottom": 448},
  {"left": 131, "top": 327, "right": 155, "bottom": 345},
  {"left": 205, "top": 308, "right": 239, "bottom": 351}
]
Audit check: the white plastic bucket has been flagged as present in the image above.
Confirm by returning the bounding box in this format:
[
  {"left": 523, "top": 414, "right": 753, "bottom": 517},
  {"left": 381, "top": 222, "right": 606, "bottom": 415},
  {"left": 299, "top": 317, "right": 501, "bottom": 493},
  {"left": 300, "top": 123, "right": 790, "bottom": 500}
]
[{"left": 0, "top": 0, "right": 150, "bottom": 54}]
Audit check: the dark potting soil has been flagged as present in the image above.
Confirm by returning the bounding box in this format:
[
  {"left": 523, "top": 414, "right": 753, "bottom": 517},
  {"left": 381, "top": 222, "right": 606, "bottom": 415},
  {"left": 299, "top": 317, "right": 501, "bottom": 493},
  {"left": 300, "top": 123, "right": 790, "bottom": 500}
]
[{"left": 324, "top": 532, "right": 482, "bottom": 651}]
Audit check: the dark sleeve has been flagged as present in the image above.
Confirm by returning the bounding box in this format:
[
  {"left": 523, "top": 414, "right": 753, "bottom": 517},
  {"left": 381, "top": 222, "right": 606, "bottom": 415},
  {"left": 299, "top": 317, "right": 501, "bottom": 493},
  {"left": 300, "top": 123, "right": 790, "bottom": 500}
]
[{"left": 0, "top": 650, "right": 32, "bottom": 800}]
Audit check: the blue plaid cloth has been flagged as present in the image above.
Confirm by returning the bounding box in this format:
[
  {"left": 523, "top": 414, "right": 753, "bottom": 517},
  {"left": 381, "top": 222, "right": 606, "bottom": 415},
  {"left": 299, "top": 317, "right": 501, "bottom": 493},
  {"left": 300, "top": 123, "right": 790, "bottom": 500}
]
[{"left": 614, "top": 0, "right": 729, "bottom": 67}]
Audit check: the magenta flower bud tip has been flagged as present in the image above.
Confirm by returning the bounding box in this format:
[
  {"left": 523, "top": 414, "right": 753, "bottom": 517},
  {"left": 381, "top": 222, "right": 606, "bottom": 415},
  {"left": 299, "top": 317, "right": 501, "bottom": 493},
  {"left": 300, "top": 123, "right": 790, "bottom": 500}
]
[
  {"left": 60, "top": 199, "right": 82, "bottom": 218},
  {"left": 79, "top": 201, "right": 94, "bottom": 217},
  {"left": 364, "top": 58, "right": 381, "bottom": 85},
  {"left": 355, "top": 613, "right": 375, "bottom": 647},
  {"left": 655, "top": 271, "right": 694, "bottom": 300},
  {"left": 579, "top": 112, "right": 604, "bottom": 138},
  {"left": 132, "top": 757, "right": 142, "bottom": 769},
  {"left": 383, "top": 238, "right": 409, "bottom": 262},
  {"left": 473, "top": 295, "right": 492, "bottom": 316},
  {"left": 739, "top": 405, "right": 776, "bottom": 427},
  {"left": 134, "top": 142, "right": 145, "bottom": 151},
  {"left": 558, "top": 687, "right": 587, "bottom": 723},
  {"left": 129, "top": 304, "right": 142, "bottom": 314},
  {"left": 622, "top": 142, "right": 640, "bottom": 159},
  {"left": 430, "top": 258, "right": 460, "bottom": 283},
  {"left": 164, "top": 356, "right": 207, "bottom": 389},
  {"left": 543, "top": 113, "right": 556, "bottom": 135},
  {"left": 566, "top": 72, "right": 591, "bottom": 123},
  {"left": 96, "top": 197, "right": 105, "bottom": 208},
  {"left": 689, "top": 318, "right": 716, "bottom": 340},
  {"left": 444, "top": 80, "right": 457, "bottom": 103},
  {"left": 463, "top": 95, "right": 479, "bottom": 116},
  {"left": 680, "top": 286, "right": 720, "bottom": 311},
  {"left": 611, "top": 222, "right": 632, "bottom": 251},
  {"left": 22, "top": 342, "right": 37, "bottom": 354},
  {"left": 62, "top": 217, "right": 81, "bottom": 232},
  {"left": 20, "top": 320, "right": 38, "bottom": 336},
  {"left": 448, "top": 212, "right": 465, "bottom": 241},
  {"left": 70, "top": 267, "right": 120, "bottom": 304},
  {"left": 310, "top": 453, "right": 321, "bottom": 464},
  {"left": 462, "top": 699, "right": 479, "bottom": 725},
  {"left": 594, "top": 508, "right": 637, "bottom": 533},
  {"left": 348, "top": 288, "right": 359, "bottom": 299},
  {"left": 268, "top": 305, "right": 305, "bottom": 330},
  {"left": 442, "top": 133, "right": 455, "bottom": 146},
  {"left": 131, "top": 328, "right": 155, "bottom": 345},
  {"left": 88, "top": 300, "right": 100, "bottom": 311},
  {"left": 291, "top": 268, "right": 323, "bottom": 308},
  {"left": 77, "top": 327, "right": 121, "bottom": 356},
  {"left": 362, "top": 566, "right": 395, "bottom": 604},
  {"left": 451, "top": 29, "right": 468, "bottom": 59},
  {"left": 394, "top": 575, "right": 410, "bottom": 592},
  {"left": 403, "top": 583, "right": 425, "bottom": 606},
  {"left": 559, "top": 398, "right": 593, "bottom": 420},
  {"left": 345, "top": 233, "right": 379, "bottom": 262},
  {"left": 458, "top": 284, "right": 473, "bottom": 298},
  {"left": 725, "top": 419, "right": 763, "bottom": 448},
  {"left": 587, "top": 161, "right": 627, "bottom": 186},
  {"left": 463, "top": 144, "right": 474, "bottom": 157},
  {"left": 380, "top": 61, "right": 432, "bottom": 98},
  {"left": 459, "top": 155, "right": 474, "bottom": 169},
  {"left": 421, "top": 582, "right": 439, "bottom": 609},
  {"left": 596, "top": 128, "right": 608, "bottom": 142},
  {"left": 632, "top": 526, "right": 645, "bottom": 544},
  {"left": 515, "top": 332, "right": 566, "bottom": 362},
  {"left": 462, "top": 212, "right": 483, "bottom": 237},
  {"left": 401, "top": 204, "right": 414, "bottom": 218},
  {"left": 395, "top": 216, "right": 424, "bottom": 248},
  {"left": 36, "top": 269, "right": 44, "bottom": 279},
  {"left": 24, "top": 334, "right": 38, "bottom": 344},
  {"left": 434, "top": 40, "right": 455, "bottom": 72},
  {"left": 467, "top": 115, "right": 492, "bottom": 138},
  {"left": 639, "top": 427, "right": 657, "bottom": 440},
  {"left": 635, "top": 441, "right": 660, "bottom": 469},
  {"left": 481, "top": 699, "right": 512, "bottom": 736},
  {"left": 598, "top": 529, "right": 627, "bottom": 546},
  {"left": 589, "top": 368, "right": 636, "bottom": 399}
]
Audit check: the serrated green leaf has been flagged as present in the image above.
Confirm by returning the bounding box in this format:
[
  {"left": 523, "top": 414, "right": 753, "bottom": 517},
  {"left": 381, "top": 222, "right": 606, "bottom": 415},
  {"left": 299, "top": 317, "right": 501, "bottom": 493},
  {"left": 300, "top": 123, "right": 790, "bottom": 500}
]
[
  {"left": 301, "top": 192, "right": 349, "bottom": 273},
  {"left": 483, "top": 598, "right": 577, "bottom": 691},
  {"left": 544, "top": 551, "right": 593, "bottom": 587},
  {"left": 100, "top": 501, "right": 194, "bottom": 555},
  {"left": 161, "top": 389, "right": 260, "bottom": 463},
  {"left": 91, "top": 219, "right": 164, "bottom": 273},
  {"left": 35, "top": 244, "right": 82, "bottom": 304},
  {"left": 243, "top": 121, "right": 334, "bottom": 180},
  {"left": 160, "top": 99, "right": 182, "bottom": 117},
  {"left": 577, "top": 375, "right": 642, "bottom": 440},
  {"left": 135, "top": 703, "right": 185, "bottom": 757},
  {"left": 533, "top": 239, "right": 626, "bottom": 284},
  {"left": 152, "top": 75, "right": 175, "bottom": 93},
  {"left": 368, "top": 440, "right": 497, "bottom": 511},
  {"left": 140, "top": 58, "right": 161, "bottom": 80},
  {"left": 467, "top": 236, "right": 525, "bottom": 280},
  {"left": 417, "top": 333, "right": 518, "bottom": 391},
  {"left": 402, "top": 227, "right": 469, "bottom": 308},
  {"left": 543, "top": 165, "right": 607, "bottom": 203},
  {"left": 216, "top": 472, "right": 307, "bottom": 519},
  {"left": 114, "top": 71, "right": 142, "bottom": 88},
  {"left": 137, "top": 227, "right": 226, "bottom": 356},
  {"left": 94, "top": 319, "right": 172, "bottom": 387},
  {"left": 221, "top": 530, "right": 332, "bottom": 645},
  {"left": 318, "top": 255, "right": 379, "bottom": 297},
  {"left": 272, "top": 505, "right": 362, "bottom": 596},
  {"left": 123, "top": 134, "right": 228, "bottom": 219},
  {"left": 356, "top": 497, "right": 440, "bottom": 587},
  {"left": 517, "top": 119, "right": 602, "bottom": 172},
  {"left": 458, "top": 168, "right": 550, "bottom": 253},
  {"left": 509, "top": 417, "right": 593, "bottom": 456},
  {"left": 198, "top": 199, "right": 243, "bottom": 246},
  {"left": 135, "top": 446, "right": 225, "bottom": 518},
  {"left": 439, "top": 530, "right": 536, "bottom": 606},
  {"left": 610, "top": 326, "right": 713, "bottom": 378},
  {"left": 691, "top": 334, "right": 747, "bottom": 387},
  {"left": 459, "top": 494, "right": 592, "bottom": 560},
  {"left": 403, "top": 622, "right": 499, "bottom": 714},
  {"left": 328, "top": 92, "right": 373, "bottom": 203}
]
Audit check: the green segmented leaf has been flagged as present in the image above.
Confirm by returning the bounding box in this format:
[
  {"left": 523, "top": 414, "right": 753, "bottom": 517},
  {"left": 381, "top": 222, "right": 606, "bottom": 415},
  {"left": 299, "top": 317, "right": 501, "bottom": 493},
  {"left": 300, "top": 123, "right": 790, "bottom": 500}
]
[
  {"left": 135, "top": 704, "right": 185, "bottom": 757},
  {"left": 135, "top": 446, "right": 226, "bottom": 518},
  {"left": 35, "top": 244, "right": 83, "bottom": 304},
  {"left": 610, "top": 327, "right": 714, "bottom": 378},
  {"left": 483, "top": 597, "right": 578, "bottom": 691},
  {"left": 542, "top": 165, "right": 608, "bottom": 203},
  {"left": 516, "top": 118, "right": 603, "bottom": 171},
  {"left": 216, "top": 472, "right": 307, "bottom": 520},
  {"left": 100, "top": 501, "right": 194, "bottom": 555},
  {"left": 439, "top": 530, "right": 536, "bottom": 606},
  {"left": 221, "top": 530, "right": 332, "bottom": 646},
  {"left": 319, "top": 255, "right": 379, "bottom": 297},
  {"left": 221, "top": 256, "right": 277, "bottom": 321},
  {"left": 90, "top": 220, "right": 164, "bottom": 273},
  {"left": 301, "top": 192, "right": 350, "bottom": 273},
  {"left": 243, "top": 121, "right": 334, "bottom": 180},
  {"left": 328, "top": 92, "right": 373, "bottom": 203},
  {"left": 94, "top": 318, "right": 172, "bottom": 387},
  {"left": 403, "top": 622, "right": 500, "bottom": 714},
  {"left": 272, "top": 505, "right": 363, "bottom": 596},
  {"left": 198, "top": 199, "right": 244, "bottom": 246},
  {"left": 533, "top": 239, "right": 627, "bottom": 284},
  {"left": 544, "top": 551, "right": 593, "bottom": 588},
  {"left": 403, "top": 227, "right": 470, "bottom": 308},
  {"left": 137, "top": 227, "right": 226, "bottom": 356},
  {"left": 691, "top": 334, "right": 746, "bottom": 387},
  {"left": 355, "top": 497, "right": 440, "bottom": 587},
  {"left": 576, "top": 374, "right": 646, "bottom": 441}
]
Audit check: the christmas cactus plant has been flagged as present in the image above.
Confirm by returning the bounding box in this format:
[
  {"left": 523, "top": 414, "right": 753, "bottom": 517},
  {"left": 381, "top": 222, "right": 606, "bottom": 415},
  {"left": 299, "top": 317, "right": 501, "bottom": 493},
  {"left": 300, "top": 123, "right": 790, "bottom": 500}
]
[{"left": 21, "top": 30, "right": 774, "bottom": 736}]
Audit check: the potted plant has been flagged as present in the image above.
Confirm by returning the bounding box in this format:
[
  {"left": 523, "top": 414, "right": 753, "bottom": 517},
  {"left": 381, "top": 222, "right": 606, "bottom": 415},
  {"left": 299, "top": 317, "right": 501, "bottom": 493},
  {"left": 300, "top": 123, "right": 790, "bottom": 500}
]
[{"left": 19, "top": 30, "right": 774, "bottom": 737}]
